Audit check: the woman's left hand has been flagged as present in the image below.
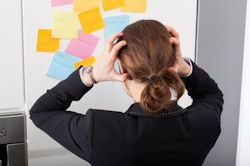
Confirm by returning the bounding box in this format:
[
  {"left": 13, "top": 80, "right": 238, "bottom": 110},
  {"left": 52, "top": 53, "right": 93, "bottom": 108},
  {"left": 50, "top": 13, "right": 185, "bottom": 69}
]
[{"left": 83, "top": 32, "right": 128, "bottom": 86}]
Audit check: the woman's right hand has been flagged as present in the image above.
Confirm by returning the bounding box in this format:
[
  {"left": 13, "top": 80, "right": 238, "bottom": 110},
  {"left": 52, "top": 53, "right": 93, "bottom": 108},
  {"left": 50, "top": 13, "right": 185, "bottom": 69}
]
[{"left": 166, "top": 26, "right": 192, "bottom": 77}]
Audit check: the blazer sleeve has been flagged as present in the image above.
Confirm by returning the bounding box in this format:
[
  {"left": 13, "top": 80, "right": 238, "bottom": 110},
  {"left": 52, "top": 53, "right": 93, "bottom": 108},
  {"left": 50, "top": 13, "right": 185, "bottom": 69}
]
[
  {"left": 181, "top": 61, "right": 224, "bottom": 116},
  {"left": 29, "top": 68, "right": 93, "bottom": 163}
]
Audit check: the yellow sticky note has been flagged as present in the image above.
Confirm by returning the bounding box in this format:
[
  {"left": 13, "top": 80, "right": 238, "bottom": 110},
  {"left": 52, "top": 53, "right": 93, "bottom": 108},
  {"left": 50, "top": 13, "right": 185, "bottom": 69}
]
[
  {"left": 52, "top": 12, "right": 79, "bottom": 39},
  {"left": 73, "top": 0, "right": 99, "bottom": 13},
  {"left": 102, "top": 0, "right": 125, "bottom": 11},
  {"left": 121, "top": 0, "right": 147, "bottom": 12},
  {"left": 36, "top": 29, "right": 59, "bottom": 52},
  {"left": 78, "top": 8, "right": 104, "bottom": 34},
  {"left": 74, "top": 56, "right": 96, "bottom": 69}
]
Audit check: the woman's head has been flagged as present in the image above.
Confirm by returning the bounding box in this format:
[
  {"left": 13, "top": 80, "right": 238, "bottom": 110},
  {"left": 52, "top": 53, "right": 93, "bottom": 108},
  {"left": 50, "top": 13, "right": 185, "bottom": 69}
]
[{"left": 118, "top": 20, "right": 185, "bottom": 113}]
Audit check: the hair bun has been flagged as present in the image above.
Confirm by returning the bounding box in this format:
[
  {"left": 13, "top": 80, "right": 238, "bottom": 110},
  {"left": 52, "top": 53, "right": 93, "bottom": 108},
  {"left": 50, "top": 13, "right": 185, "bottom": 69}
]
[
  {"left": 141, "top": 68, "right": 185, "bottom": 113},
  {"left": 147, "top": 74, "right": 161, "bottom": 82}
]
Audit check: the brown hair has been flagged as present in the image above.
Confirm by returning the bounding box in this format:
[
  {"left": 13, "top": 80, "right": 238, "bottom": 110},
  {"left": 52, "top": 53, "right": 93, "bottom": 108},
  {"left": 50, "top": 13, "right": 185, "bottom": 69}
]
[{"left": 118, "top": 20, "right": 185, "bottom": 113}]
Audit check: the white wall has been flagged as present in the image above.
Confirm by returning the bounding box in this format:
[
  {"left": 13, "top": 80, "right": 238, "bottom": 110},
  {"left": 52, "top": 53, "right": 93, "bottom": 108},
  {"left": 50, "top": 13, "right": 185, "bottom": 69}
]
[
  {"left": 0, "top": 0, "right": 24, "bottom": 111},
  {"left": 236, "top": 0, "right": 250, "bottom": 165}
]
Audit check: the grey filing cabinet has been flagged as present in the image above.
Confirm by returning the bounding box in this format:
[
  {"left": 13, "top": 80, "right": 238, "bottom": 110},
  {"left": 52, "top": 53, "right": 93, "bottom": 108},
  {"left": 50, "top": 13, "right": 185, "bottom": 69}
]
[{"left": 0, "top": 112, "right": 27, "bottom": 166}]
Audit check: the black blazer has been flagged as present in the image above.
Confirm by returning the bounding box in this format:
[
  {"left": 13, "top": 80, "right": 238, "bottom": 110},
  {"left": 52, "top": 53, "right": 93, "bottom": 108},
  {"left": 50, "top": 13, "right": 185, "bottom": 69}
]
[{"left": 30, "top": 62, "right": 223, "bottom": 166}]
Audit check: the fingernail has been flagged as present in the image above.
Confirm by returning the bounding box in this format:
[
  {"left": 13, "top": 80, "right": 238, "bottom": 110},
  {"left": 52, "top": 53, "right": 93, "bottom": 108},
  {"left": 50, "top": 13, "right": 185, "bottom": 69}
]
[{"left": 113, "top": 38, "right": 119, "bottom": 44}]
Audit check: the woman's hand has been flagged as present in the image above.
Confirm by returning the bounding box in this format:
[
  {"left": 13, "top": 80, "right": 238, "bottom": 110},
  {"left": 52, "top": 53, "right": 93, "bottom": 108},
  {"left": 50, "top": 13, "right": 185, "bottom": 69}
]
[
  {"left": 166, "top": 26, "right": 191, "bottom": 77},
  {"left": 83, "top": 32, "right": 128, "bottom": 86}
]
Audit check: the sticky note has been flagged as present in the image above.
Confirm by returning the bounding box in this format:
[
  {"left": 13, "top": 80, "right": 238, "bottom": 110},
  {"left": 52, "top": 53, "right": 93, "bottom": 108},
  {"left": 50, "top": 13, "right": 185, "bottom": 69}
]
[
  {"left": 114, "top": 60, "right": 120, "bottom": 73},
  {"left": 78, "top": 8, "right": 104, "bottom": 34},
  {"left": 66, "top": 30, "right": 99, "bottom": 58},
  {"left": 36, "top": 29, "right": 59, "bottom": 52},
  {"left": 51, "top": 0, "right": 73, "bottom": 7},
  {"left": 102, "top": 0, "right": 125, "bottom": 11},
  {"left": 73, "top": 0, "right": 99, "bottom": 13},
  {"left": 121, "top": 0, "right": 147, "bottom": 12},
  {"left": 74, "top": 56, "right": 96, "bottom": 69},
  {"left": 47, "top": 51, "right": 81, "bottom": 80},
  {"left": 104, "top": 15, "right": 129, "bottom": 39},
  {"left": 52, "top": 12, "right": 79, "bottom": 39}
]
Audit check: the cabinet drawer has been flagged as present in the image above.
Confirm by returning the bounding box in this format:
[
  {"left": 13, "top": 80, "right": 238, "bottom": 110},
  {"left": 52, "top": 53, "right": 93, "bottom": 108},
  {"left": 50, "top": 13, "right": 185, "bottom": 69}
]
[{"left": 0, "top": 113, "right": 25, "bottom": 144}]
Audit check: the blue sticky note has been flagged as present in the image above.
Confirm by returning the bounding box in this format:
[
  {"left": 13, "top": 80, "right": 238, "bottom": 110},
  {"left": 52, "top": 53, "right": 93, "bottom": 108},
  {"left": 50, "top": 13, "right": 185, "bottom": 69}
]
[
  {"left": 114, "top": 60, "right": 120, "bottom": 74},
  {"left": 47, "top": 51, "right": 81, "bottom": 80},
  {"left": 104, "top": 15, "right": 129, "bottom": 39}
]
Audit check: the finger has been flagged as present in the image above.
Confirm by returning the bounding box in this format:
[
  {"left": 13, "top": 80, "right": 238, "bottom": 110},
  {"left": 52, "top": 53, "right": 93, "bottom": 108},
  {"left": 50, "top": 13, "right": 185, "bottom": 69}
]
[
  {"left": 110, "top": 40, "right": 127, "bottom": 59},
  {"left": 113, "top": 72, "right": 128, "bottom": 82},
  {"left": 169, "top": 37, "right": 180, "bottom": 47},
  {"left": 166, "top": 26, "right": 179, "bottom": 39},
  {"left": 105, "top": 32, "right": 123, "bottom": 53}
]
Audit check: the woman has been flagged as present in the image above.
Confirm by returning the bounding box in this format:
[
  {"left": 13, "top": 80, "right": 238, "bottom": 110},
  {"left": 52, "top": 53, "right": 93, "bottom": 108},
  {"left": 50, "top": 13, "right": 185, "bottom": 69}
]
[{"left": 30, "top": 20, "right": 223, "bottom": 166}]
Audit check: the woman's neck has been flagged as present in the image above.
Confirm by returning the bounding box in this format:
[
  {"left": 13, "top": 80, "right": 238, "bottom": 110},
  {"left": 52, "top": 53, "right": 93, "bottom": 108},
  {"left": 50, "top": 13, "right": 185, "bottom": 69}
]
[{"left": 129, "top": 81, "right": 147, "bottom": 103}]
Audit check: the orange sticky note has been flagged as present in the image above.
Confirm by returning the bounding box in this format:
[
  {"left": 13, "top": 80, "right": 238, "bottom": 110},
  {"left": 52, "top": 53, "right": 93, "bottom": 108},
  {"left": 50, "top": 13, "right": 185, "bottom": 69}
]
[
  {"left": 102, "top": 0, "right": 125, "bottom": 11},
  {"left": 121, "top": 0, "right": 147, "bottom": 12},
  {"left": 78, "top": 8, "right": 104, "bottom": 34},
  {"left": 73, "top": 0, "right": 99, "bottom": 13},
  {"left": 74, "top": 56, "right": 96, "bottom": 69},
  {"left": 36, "top": 29, "right": 59, "bottom": 52}
]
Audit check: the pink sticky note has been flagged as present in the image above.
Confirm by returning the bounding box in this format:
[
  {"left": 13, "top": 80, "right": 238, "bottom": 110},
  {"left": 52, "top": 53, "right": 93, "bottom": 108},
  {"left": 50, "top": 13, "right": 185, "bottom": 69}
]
[
  {"left": 51, "top": 0, "right": 74, "bottom": 7},
  {"left": 66, "top": 30, "right": 99, "bottom": 58}
]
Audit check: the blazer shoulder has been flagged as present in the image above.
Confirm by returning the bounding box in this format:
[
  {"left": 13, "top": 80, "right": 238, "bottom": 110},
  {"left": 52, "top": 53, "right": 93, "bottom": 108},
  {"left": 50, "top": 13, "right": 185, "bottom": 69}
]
[
  {"left": 86, "top": 109, "right": 125, "bottom": 118},
  {"left": 185, "top": 103, "right": 221, "bottom": 136},
  {"left": 85, "top": 109, "right": 129, "bottom": 132}
]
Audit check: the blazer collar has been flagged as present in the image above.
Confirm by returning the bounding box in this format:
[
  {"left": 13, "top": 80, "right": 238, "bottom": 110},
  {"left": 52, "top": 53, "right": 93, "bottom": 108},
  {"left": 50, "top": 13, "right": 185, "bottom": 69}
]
[{"left": 125, "top": 102, "right": 188, "bottom": 118}]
